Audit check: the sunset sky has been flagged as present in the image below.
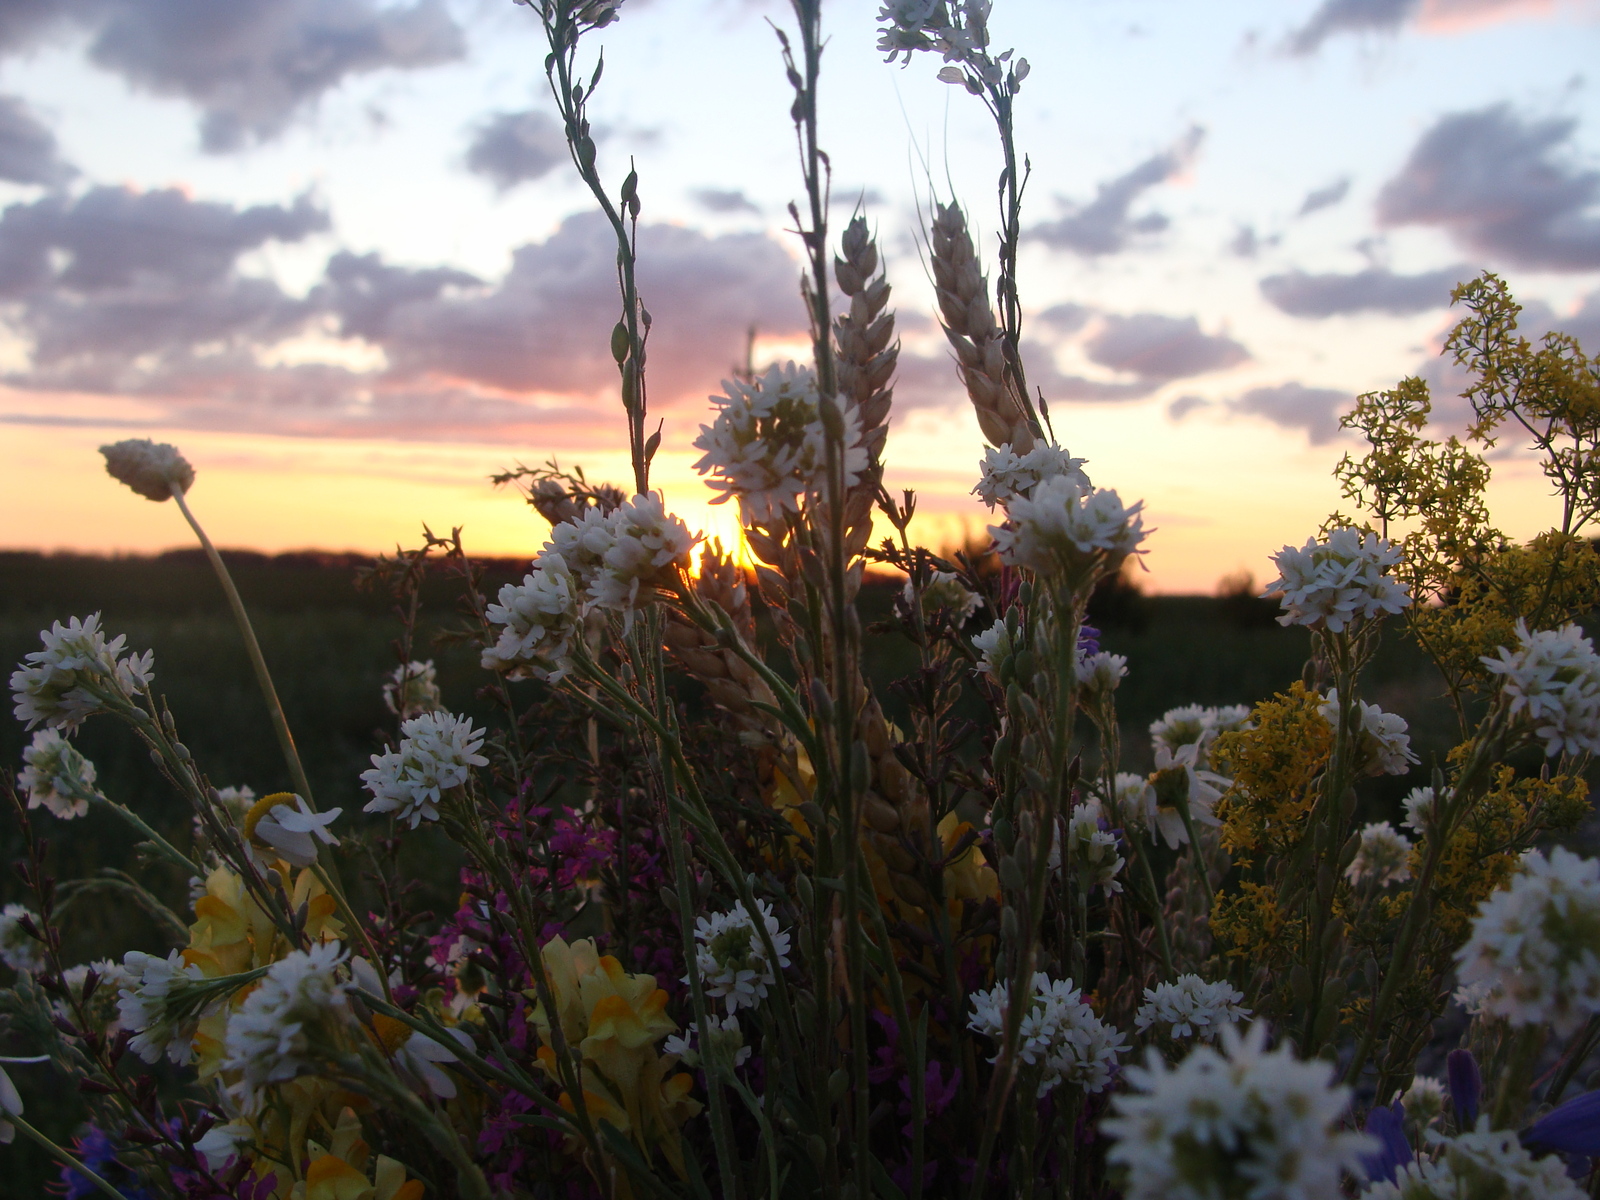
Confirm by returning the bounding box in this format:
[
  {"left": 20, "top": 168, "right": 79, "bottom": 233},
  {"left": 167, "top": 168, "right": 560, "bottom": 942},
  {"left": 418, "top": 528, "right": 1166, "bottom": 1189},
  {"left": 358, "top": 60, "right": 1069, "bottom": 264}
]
[{"left": 3, "top": 0, "right": 1599, "bottom": 591}]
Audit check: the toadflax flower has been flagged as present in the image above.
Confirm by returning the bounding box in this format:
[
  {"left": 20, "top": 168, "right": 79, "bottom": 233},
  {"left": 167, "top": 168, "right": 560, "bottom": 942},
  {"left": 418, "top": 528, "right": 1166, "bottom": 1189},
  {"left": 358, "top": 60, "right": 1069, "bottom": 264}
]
[
  {"left": 1482, "top": 621, "right": 1600, "bottom": 756},
  {"left": 0, "top": 904, "right": 45, "bottom": 974},
  {"left": 973, "top": 440, "right": 1090, "bottom": 509},
  {"left": 99, "top": 438, "right": 194, "bottom": 501},
  {"left": 1134, "top": 975, "right": 1250, "bottom": 1042},
  {"left": 1263, "top": 527, "right": 1411, "bottom": 632},
  {"left": 118, "top": 949, "right": 210, "bottom": 1064},
  {"left": 690, "top": 899, "right": 792, "bottom": 1014},
  {"left": 482, "top": 552, "right": 581, "bottom": 682},
  {"left": 243, "top": 792, "right": 340, "bottom": 868},
  {"left": 1454, "top": 845, "right": 1600, "bottom": 1035},
  {"left": 382, "top": 660, "right": 442, "bottom": 720},
  {"left": 1360, "top": 1118, "right": 1583, "bottom": 1200},
  {"left": 1345, "top": 822, "right": 1413, "bottom": 887},
  {"left": 223, "top": 941, "right": 350, "bottom": 1100},
  {"left": 1319, "top": 690, "right": 1418, "bottom": 776},
  {"left": 17, "top": 728, "right": 100, "bottom": 819},
  {"left": 11, "top": 614, "right": 154, "bottom": 731},
  {"left": 362, "top": 711, "right": 489, "bottom": 828},
  {"left": 968, "top": 972, "right": 1128, "bottom": 1097},
  {"left": 1103, "top": 1022, "right": 1373, "bottom": 1200},
  {"left": 693, "top": 362, "right": 868, "bottom": 525},
  {"left": 991, "top": 475, "right": 1146, "bottom": 581},
  {"left": 372, "top": 1013, "right": 468, "bottom": 1100}
]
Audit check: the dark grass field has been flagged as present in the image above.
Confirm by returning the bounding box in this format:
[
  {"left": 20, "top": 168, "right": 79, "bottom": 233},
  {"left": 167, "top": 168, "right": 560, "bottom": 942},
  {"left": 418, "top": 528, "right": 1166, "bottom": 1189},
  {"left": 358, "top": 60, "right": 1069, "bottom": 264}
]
[{"left": 0, "top": 548, "right": 1471, "bottom": 1187}]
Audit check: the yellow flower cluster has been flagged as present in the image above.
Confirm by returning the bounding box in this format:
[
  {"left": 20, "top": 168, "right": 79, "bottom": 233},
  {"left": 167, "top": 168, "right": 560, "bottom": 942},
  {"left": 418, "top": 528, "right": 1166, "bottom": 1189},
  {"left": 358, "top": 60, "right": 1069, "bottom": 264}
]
[{"left": 1211, "top": 683, "right": 1332, "bottom": 864}]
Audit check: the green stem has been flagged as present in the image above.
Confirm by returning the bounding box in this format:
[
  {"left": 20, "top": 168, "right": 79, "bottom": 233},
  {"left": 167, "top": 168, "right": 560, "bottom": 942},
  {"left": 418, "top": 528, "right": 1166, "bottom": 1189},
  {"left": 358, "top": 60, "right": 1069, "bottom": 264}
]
[{"left": 10, "top": 1114, "right": 128, "bottom": 1200}]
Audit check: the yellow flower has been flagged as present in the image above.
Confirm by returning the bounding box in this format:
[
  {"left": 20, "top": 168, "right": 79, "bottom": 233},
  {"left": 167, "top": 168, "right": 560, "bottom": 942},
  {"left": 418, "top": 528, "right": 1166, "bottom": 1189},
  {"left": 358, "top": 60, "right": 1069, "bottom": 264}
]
[{"left": 937, "top": 812, "right": 1000, "bottom": 904}]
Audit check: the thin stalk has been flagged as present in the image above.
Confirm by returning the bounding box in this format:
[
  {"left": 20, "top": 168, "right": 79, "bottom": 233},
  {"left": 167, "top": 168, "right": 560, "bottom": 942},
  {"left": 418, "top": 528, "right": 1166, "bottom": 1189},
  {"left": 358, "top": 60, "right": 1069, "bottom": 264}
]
[{"left": 9, "top": 1114, "right": 127, "bottom": 1200}]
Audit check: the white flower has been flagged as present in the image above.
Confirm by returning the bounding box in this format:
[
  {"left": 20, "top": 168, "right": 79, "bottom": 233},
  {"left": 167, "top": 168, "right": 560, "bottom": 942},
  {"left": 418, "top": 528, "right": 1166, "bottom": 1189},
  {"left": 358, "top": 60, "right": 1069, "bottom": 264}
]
[
  {"left": 245, "top": 793, "right": 340, "bottom": 868},
  {"left": 1060, "top": 800, "right": 1124, "bottom": 893},
  {"left": 1104, "top": 1023, "right": 1373, "bottom": 1200},
  {"left": 194, "top": 1120, "right": 253, "bottom": 1171},
  {"left": 10, "top": 614, "right": 154, "bottom": 731},
  {"left": 971, "top": 618, "right": 1014, "bottom": 679},
  {"left": 991, "top": 476, "right": 1146, "bottom": 579},
  {"left": 1113, "top": 772, "right": 1157, "bottom": 836},
  {"left": 1135, "top": 975, "right": 1250, "bottom": 1041},
  {"left": 1401, "top": 787, "right": 1438, "bottom": 837},
  {"left": 17, "top": 728, "right": 99, "bottom": 819},
  {"left": 1361, "top": 1118, "right": 1582, "bottom": 1200},
  {"left": 383, "top": 660, "right": 442, "bottom": 720},
  {"left": 973, "top": 441, "right": 1090, "bottom": 509},
  {"left": 1078, "top": 651, "right": 1128, "bottom": 699},
  {"left": 663, "top": 1014, "right": 751, "bottom": 1070},
  {"left": 1401, "top": 1075, "right": 1446, "bottom": 1126},
  {"left": 362, "top": 711, "right": 489, "bottom": 828},
  {"left": 689, "top": 900, "right": 792, "bottom": 1014},
  {"left": 391, "top": 1027, "right": 470, "bottom": 1099},
  {"left": 0, "top": 905, "right": 45, "bottom": 974},
  {"left": 59, "top": 959, "right": 134, "bottom": 1027},
  {"left": 905, "top": 571, "right": 982, "bottom": 625},
  {"left": 545, "top": 505, "right": 618, "bottom": 583},
  {"left": 100, "top": 438, "right": 194, "bottom": 501},
  {"left": 118, "top": 949, "right": 209, "bottom": 1064},
  {"left": 1263, "top": 527, "right": 1411, "bottom": 632},
  {"left": 693, "top": 362, "right": 868, "bottom": 525},
  {"left": 967, "top": 972, "right": 1127, "bottom": 1097},
  {"left": 1482, "top": 621, "right": 1600, "bottom": 756},
  {"left": 0, "top": 1055, "right": 46, "bottom": 1146},
  {"left": 1149, "top": 704, "right": 1254, "bottom": 765},
  {"left": 1345, "top": 822, "right": 1413, "bottom": 887},
  {"left": 213, "top": 785, "right": 255, "bottom": 823},
  {"left": 588, "top": 492, "right": 697, "bottom": 615},
  {"left": 481, "top": 553, "right": 582, "bottom": 682},
  {"left": 1145, "top": 742, "right": 1224, "bottom": 849},
  {"left": 1454, "top": 846, "right": 1600, "bottom": 1035},
  {"left": 223, "top": 942, "right": 349, "bottom": 1100},
  {"left": 1320, "top": 690, "right": 1418, "bottom": 776}
]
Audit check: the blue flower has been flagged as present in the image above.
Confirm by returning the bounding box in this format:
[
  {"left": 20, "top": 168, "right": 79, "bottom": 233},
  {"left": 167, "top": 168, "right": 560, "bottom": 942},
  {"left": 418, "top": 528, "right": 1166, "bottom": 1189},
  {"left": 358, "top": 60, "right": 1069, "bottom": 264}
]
[
  {"left": 1448, "top": 1048, "right": 1481, "bottom": 1130},
  {"left": 1361, "top": 1099, "right": 1410, "bottom": 1183},
  {"left": 1524, "top": 1089, "right": 1600, "bottom": 1156}
]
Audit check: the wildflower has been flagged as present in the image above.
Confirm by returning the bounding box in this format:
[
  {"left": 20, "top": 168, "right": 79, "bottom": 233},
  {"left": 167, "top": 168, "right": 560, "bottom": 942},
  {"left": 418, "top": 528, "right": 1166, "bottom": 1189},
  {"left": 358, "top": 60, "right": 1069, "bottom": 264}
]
[
  {"left": 1113, "top": 771, "right": 1157, "bottom": 836},
  {"left": 382, "top": 660, "right": 442, "bottom": 720},
  {"left": 1522, "top": 1087, "right": 1600, "bottom": 1156},
  {"left": 690, "top": 899, "right": 792, "bottom": 1014},
  {"left": 1061, "top": 799, "right": 1125, "bottom": 893},
  {"left": 1454, "top": 846, "right": 1600, "bottom": 1035},
  {"left": 1078, "top": 650, "right": 1128, "bottom": 700},
  {"left": 362, "top": 711, "right": 489, "bottom": 828},
  {"left": 1134, "top": 975, "right": 1249, "bottom": 1041},
  {"left": 118, "top": 949, "right": 209, "bottom": 1064},
  {"left": 0, "top": 905, "right": 45, "bottom": 974},
  {"left": 1401, "top": 787, "right": 1437, "bottom": 837},
  {"left": 1319, "top": 690, "right": 1418, "bottom": 776},
  {"left": 194, "top": 1120, "right": 252, "bottom": 1171},
  {"left": 1345, "top": 822, "right": 1413, "bottom": 887},
  {"left": 59, "top": 960, "right": 133, "bottom": 1030},
  {"left": 243, "top": 792, "right": 340, "bottom": 868},
  {"left": 99, "top": 438, "right": 194, "bottom": 501},
  {"left": 373, "top": 1013, "right": 468, "bottom": 1100},
  {"left": 1361, "top": 1118, "right": 1582, "bottom": 1199},
  {"left": 223, "top": 941, "right": 350, "bottom": 1099},
  {"left": 17, "top": 728, "right": 100, "bottom": 819},
  {"left": 663, "top": 1014, "right": 751, "bottom": 1070},
  {"left": 905, "top": 570, "right": 982, "bottom": 625},
  {"left": 10, "top": 614, "right": 154, "bottom": 731},
  {"left": 1401, "top": 1076, "right": 1446, "bottom": 1128},
  {"left": 1446, "top": 1049, "right": 1481, "bottom": 1129},
  {"left": 971, "top": 617, "right": 1014, "bottom": 679},
  {"left": 1145, "top": 742, "right": 1224, "bottom": 849},
  {"left": 967, "top": 972, "right": 1127, "bottom": 1096},
  {"left": 973, "top": 440, "right": 1090, "bottom": 509},
  {"left": 1362, "top": 1100, "right": 1411, "bottom": 1186},
  {"left": 693, "top": 362, "right": 868, "bottom": 525},
  {"left": 1263, "top": 527, "right": 1411, "bottom": 632},
  {"left": 481, "top": 553, "right": 582, "bottom": 682},
  {"left": 1482, "top": 621, "right": 1600, "bottom": 756},
  {"left": 0, "top": 1056, "right": 45, "bottom": 1146},
  {"left": 991, "top": 476, "right": 1146, "bottom": 581},
  {"left": 1150, "top": 703, "right": 1254, "bottom": 763},
  {"left": 1103, "top": 1023, "right": 1372, "bottom": 1200},
  {"left": 588, "top": 492, "right": 697, "bottom": 615}
]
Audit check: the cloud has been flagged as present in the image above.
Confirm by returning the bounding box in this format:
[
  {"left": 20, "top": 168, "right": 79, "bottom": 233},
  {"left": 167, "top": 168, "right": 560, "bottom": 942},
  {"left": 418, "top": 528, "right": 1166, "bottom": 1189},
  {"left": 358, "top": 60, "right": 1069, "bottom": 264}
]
[
  {"left": 1287, "top": 0, "right": 1418, "bottom": 54},
  {"left": 1082, "top": 313, "right": 1249, "bottom": 380},
  {"left": 316, "top": 251, "right": 480, "bottom": 341},
  {"left": 1298, "top": 177, "right": 1351, "bottom": 217},
  {"left": 1376, "top": 105, "right": 1600, "bottom": 270},
  {"left": 464, "top": 110, "right": 569, "bottom": 192},
  {"left": 1229, "top": 382, "right": 1353, "bottom": 444},
  {"left": 1167, "top": 393, "right": 1210, "bottom": 421},
  {"left": 0, "top": 0, "right": 466, "bottom": 152},
  {"left": 691, "top": 187, "right": 761, "bottom": 215},
  {"left": 1035, "top": 302, "right": 1092, "bottom": 335},
  {"left": 1028, "top": 127, "right": 1204, "bottom": 256},
  {"left": 0, "top": 96, "right": 74, "bottom": 186},
  {"left": 1259, "top": 264, "right": 1467, "bottom": 316}
]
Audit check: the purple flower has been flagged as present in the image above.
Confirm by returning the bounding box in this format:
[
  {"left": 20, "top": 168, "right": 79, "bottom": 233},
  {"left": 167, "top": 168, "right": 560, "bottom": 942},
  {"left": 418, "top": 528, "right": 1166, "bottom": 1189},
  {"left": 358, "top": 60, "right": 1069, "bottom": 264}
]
[
  {"left": 1525, "top": 1089, "right": 1600, "bottom": 1156},
  {"left": 1448, "top": 1048, "right": 1481, "bottom": 1129},
  {"left": 1360, "top": 1100, "right": 1410, "bottom": 1184}
]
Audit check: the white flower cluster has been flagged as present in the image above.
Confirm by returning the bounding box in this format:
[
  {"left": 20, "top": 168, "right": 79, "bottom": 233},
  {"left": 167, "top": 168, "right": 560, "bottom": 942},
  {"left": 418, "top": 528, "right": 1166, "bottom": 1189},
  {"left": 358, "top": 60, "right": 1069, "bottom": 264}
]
[
  {"left": 973, "top": 440, "right": 1090, "bottom": 509},
  {"left": 362, "top": 711, "right": 489, "bottom": 828},
  {"left": 585, "top": 492, "right": 699, "bottom": 614},
  {"left": 1078, "top": 650, "right": 1128, "bottom": 700},
  {"left": 223, "top": 942, "right": 350, "bottom": 1102},
  {"left": 1319, "top": 690, "right": 1418, "bottom": 776},
  {"left": 1104, "top": 1023, "right": 1372, "bottom": 1200},
  {"left": 690, "top": 899, "right": 792, "bottom": 1015},
  {"left": 1345, "top": 822, "right": 1413, "bottom": 887},
  {"left": 693, "top": 362, "right": 867, "bottom": 525},
  {"left": 971, "top": 618, "right": 1014, "bottom": 679},
  {"left": 1061, "top": 799, "right": 1124, "bottom": 893},
  {"left": 382, "top": 659, "right": 442, "bottom": 720},
  {"left": 1401, "top": 1075, "right": 1446, "bottom": 1127},
  {"left": 967, "top": 972, "right": 1127, "bottom": 1097},
  {"left": 17, "top": 728, "right": 99, "bottom": 819},
  {"left": 1149, "top": 704, "right": 1254, "bottom": 764},
  {"left": 246, "top": 793, "right": 341, "bottom": 868},
  {"left": 1113, "top": 772, "right": 1156, "bottom": 837},
  {"left": 482, "top": 554, "right": 582, "bottom": 682},
  {"left": 1454, "top": 846, "right": 1600, "bottom": 1035},
  {"left": 10, "top": 614, "right": 154, "bottom": 731},
  {"left": 1361, "top": 1119, "right": 1583, "bottom": 1200},
  {"left": 1134, "top": 975, "right": 1250, "bottom": 1042},
  {"left": 0, "top": 905, "right": 45, "bottom": 974},
  {"left": 663, "top": 1014, "right": 751, "bottom": 1070},
  {"left": 991, "top": 475, "right": 1146, "bottom": 579},
  {"left": 99, "top": 438, "right": 194, "bottom": 502},
  {"left": 1482, "top": 621, "right": 1600, "bottom": 756},
  {"left": 1401, "top": 787, "right": 1438, "bottom": 837},
  {"left": 904, "top": 570, "right": 982, "bottom": 625},
  {"left": 117, "top": 949, "right": 208, "bottom": 1065},
  {"left": 1263, "top": 527, "right": 1411, "bottom": 632}
]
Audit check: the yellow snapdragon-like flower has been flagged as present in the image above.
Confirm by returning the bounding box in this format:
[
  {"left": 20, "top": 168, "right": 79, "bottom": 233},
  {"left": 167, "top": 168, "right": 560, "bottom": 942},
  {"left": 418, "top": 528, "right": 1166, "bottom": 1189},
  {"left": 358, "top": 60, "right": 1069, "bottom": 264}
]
[{"left": 282, "top": 1107, "right": 424, "bottom": 1200}]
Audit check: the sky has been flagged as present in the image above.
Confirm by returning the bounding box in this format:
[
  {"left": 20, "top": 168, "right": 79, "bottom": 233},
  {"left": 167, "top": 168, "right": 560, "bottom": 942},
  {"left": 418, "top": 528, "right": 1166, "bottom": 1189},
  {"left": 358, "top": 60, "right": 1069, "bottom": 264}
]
[{"left": 2, "top": 0, "right": 1599, "bottom": 592}]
